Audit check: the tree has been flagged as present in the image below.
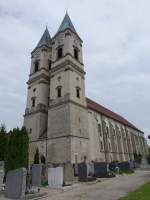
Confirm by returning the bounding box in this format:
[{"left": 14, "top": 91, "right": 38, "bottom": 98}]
[
  {"left": 34, "top": 148, "right": 40, "bottom": 164},
  {"left": 20, "top": 126, "right": 29, "bottom": 168},
  {"left": 5, "top": 127, "right": 29, "bottom": 173},
  {"left": 0, "top": 124, "right": 8, "bottom": 162},
  {"left": 5, "top": 128, "right": 19, "bottom": 172}
]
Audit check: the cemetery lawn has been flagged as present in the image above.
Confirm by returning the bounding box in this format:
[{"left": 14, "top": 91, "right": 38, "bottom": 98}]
[{"left": 119, "top": 181, "right": 150, "bottom": 200}]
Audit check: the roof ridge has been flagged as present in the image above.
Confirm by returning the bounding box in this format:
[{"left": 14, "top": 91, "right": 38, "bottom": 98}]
[{"left": 86, "top": 97, "right": 143, "bottom": 133}]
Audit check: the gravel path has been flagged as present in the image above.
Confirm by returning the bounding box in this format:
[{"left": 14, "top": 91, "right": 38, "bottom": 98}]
[{"left": 42, "top": 170, "right": 150, "bottom": 200}]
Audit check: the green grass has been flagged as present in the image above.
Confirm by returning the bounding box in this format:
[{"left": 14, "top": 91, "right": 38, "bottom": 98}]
[
  {"left": 119, "top": 169, "right": 134, "bottom": 175},
  {"left": 119, "top": 182, "right": 150, "bottom": 200}
]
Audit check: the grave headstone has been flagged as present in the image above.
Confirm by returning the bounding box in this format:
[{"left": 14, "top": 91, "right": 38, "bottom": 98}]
[
  {"left": 130, "top": 161, "right": 135, "bottom": 169},
  {"left": 5, "top": 168, "right": 27, "bottom": 199},
  {"left": 109, "top": 161, "right": 118, "bottom": 172},
  {"left": 140, "top": 158, "right": 150, "bottom": 169},
  {"left": 87, "top": 163, "right": 94, "bottom": 176},
  {"left": 74, "top": 163, "right": 78, "bottom": 176},
  {"left": 48, "top": 167, "right": 63, "bottom": 188},
  {"left": 78, "top": 163, "right": 87, "bottom": 182},
  {"left": 94, "top": 162, "right": 108, "bottom": 178},
  {"left": 118, "top": 161, "right": 131, "bottom": 170},
  {"left": 0, "top": 161, "right": 4, "bottom": 190},
  {"left": 31, "top": 164, "right": 43, "bottom": 187}
]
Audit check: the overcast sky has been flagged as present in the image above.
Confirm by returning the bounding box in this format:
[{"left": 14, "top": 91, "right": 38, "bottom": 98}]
[{"left": 0, "top": 0, "right": 149, "bottom": 142}]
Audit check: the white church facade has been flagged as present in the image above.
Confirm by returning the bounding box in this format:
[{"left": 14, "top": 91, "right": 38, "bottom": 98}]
[{"left": 24, "top": 13, "right": 148, "bottom": 165}]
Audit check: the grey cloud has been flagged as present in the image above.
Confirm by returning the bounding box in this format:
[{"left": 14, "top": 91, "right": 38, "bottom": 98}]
[{"left": 0, "top": 0, "right": 149, "bottom": 143}]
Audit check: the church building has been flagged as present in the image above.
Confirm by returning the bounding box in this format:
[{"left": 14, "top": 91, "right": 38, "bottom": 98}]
[{"left": 24, "top": 13, "right": 148, "bottom": 165}]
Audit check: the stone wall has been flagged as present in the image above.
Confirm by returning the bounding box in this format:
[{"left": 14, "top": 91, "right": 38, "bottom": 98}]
[{"left": 87, "top": 108, "right": 147, "bottom": 163}]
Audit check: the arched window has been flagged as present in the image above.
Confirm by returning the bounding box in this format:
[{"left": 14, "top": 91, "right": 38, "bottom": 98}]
[
  {"left": 48, "top": 97, "right": 50, "bottom": 106},
  {"left": 76, "top": 87, "right": 80, "bottom": 98},
  {"left": 74, "top": 48, "right": 78, "bottom": 60},
  {"left": 29, "top": 128, "right": 32, "bottom": 134},
  {"left": 100, "top": 141, "right": 103, "bottom": 150},
  {"left": 56, "top": 86, "right": 62, "bottom": 98},
  {"left": 106, "top": 126, "right": 109, "bottom": 138},
  {"left": 41, "top": 155, "right": 46, "bottom": 164},
  {"left": 98, "top": 124, "right": 101, "bottom": 136},
  {"left": 58, "top": 47, "right": 63, "bottom": 59},
  {"left": 34, "top": 61, "right": 39, "bottom": 73},
  {"left": 31, "top": 97, "right": 36, "bottom": 107},
  {"left": 48, "top": 60, "right": 51, "bottom": 70}
]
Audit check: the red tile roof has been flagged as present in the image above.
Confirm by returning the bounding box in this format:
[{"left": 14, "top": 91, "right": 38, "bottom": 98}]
[{"left": 86, "top": 98, "right": 143, "bottom": 133}]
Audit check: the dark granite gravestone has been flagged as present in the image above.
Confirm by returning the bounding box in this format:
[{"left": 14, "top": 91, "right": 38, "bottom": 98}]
[
  {"left": 130, "top": 161, "right": 136, "bottom": 169},
  {"left": 0, "top": 161, "right": 4, "bottom": 190},
  {"left": 5, "top": 168, "right": 27, "bottom": 199},
  {"left": 118, "top": 162, "right": 131, "bottom": 170},
  {"left": 31, "top": 164, "right": 43, "bottom": 187},
  {"left": 94, "top": 162, "right": 108, "bottom": 178},
  {"left": 74, "top": 163, "right": 78, "bottom": 176},
  {"left": 78, "top": 163, "right": 87, "bottom": 182}
]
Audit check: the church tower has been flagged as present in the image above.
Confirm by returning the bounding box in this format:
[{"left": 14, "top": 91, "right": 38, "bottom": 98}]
[
  {"left": 24, "top": 13, "right": 89, "bottom": 164},
  {"left": 47, "top": 13, "right": 89, "bottom": 164},
  {"left": 24, "top": 27, "right": 52, "bottom": 162}
]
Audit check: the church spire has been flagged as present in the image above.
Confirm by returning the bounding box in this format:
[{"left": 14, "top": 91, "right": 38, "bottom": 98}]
[
  {"left": 57, "top": 12, "right": 77, "bottom": 34},
  {"left": 36, "top": 27, "right": 51, "bottom": 48}
]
